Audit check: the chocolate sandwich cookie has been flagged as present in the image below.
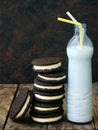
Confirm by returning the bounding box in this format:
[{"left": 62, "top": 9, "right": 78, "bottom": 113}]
[
  {"left": 33, "top": 88, "right": 65, "bottom": 102},
  {"left": 9, "top": 88, "right": 33, "bottom": 120},
  {"left": 32, "top": 57, "right": 62, "bottom": 73},
  {"left": 34, "top": 79, "right": 64, "bottom": 92},
  {"left": 30, "top": 106, "right": 64, "bottom": 123},
  {"left": 37, "top": 69, "right": 66, "bottom": 84},
  {"left": 31, "top": 100, "right": 63, "bottom": 112}
]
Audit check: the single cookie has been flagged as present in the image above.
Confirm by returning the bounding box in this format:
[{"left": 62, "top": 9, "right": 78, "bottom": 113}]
[
  {"left": 31, "top": 100, "right": 63, "bottom": 111},
  {"left": 30, "top": 106, "right": 64, "bottom": 123},
  {"left": 33, "top": 88, "right": 65, "bottom": 102},
  {"left": 37, "top": 69, "right": 66, "bottom": 84},
  {"left": 34, "top": 78, "right": 64, "bottom": 92},
  {"left": 9, "top": 88, "right": 33, "bottom": 120},
  {"left": 32, "top": 57, "right": 62, "bottom": 73}
]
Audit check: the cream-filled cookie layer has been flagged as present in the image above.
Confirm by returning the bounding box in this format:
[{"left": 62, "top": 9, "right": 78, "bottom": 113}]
[
  {"left": 32, "top": 115, "right": 63, "bottom": 123},
  {"left": 35, "top": 94, "right": 64, "bottom": 100},
  {"left": 15, "top": 94, "right": 30, "bottom": 119},
  {"left": 34, "top": 106, "right": 59, "bottom": 111},
  {"left": 34, "top": 83, "right": 63, "bottom": 89},
  {"left": 33, "top": 62, "right": 61, "bottom": 70},
  {"left": 38, "top": 74, "right": 66, "bottom": 81}
]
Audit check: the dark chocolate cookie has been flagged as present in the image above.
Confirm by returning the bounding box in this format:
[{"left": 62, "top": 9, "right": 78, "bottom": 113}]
[
  {"left": 9, "top": 88, "right": 33, "bottom": 120},
  {"left": 32, "top": 57, "right": 62, "bottom": 73}
]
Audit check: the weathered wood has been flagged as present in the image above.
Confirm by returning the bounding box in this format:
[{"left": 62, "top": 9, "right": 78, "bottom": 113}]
[
  {"left": 18, "top": 84, "right": 33, "bottom": 90},
  {"left": 3, "top": 83, "right": 98, "bottom": 130},
  {"left": 5, "top": 118, "right": 48, "bottom": 130},
  {"left": 0, "top": 84, "right": 17, "bottom": 130},
  {"left": 93, "top": 106, "right": 98, "bottom": 130},
  {"left": 93, "top": 83, "right": 98, "bottom": 130},
  {"left": 5, "top": 84, "right": 47, "bottom": 130},
  {"left": 48, "top": 119, "right": 95, "bottom": 130},
  {"left": 93, "top": 83, "right": 98, "bottom": 105}
]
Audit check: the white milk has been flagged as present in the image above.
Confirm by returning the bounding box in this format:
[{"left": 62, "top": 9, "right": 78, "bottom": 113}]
[{"left": 66, "top": 45, "right": 93, "bottom": 123}]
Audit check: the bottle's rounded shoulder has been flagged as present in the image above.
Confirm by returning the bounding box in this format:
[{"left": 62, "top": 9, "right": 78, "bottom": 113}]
[
  {"left": 67, "top": 35, "right": 79, "bottom": 47},
  {"left": 84, "top": 35, "right": 94, "bottom": 48},
  {"left": 67, "top": 34, "right": 94, "bottom": 48}
]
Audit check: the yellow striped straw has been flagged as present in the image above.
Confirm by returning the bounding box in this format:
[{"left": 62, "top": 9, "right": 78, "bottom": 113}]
[{"left": 57, "top": 17, "right": 83, "bottom": 48}]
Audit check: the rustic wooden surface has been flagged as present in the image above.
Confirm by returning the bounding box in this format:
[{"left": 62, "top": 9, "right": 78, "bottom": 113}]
[
  {"left": 0, "top": 83, "right": 98, "bottom": 130},
  {"left": 93, "top": 84, "right": 98, "bottom": 130},
  {"left": 0, "top": 84, "right": 17, "bottom": 130}
]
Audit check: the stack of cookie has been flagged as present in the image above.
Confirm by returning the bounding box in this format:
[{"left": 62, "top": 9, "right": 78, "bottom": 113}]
[{"left": 31, "top": 57, "right": 66, "bottom": 123}]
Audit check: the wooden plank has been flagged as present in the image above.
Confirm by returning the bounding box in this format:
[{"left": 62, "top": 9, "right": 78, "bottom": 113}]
[
  {"left": 5, "top": 84, "right": 98, "bottom": 130},
  {"left": 48, "top": 119, "right": 94, "bottom": 130},
  {"left": 5, "top": 118, "right": 48, "bottom": 130},
  {"left": 48, "top": 85, "right": 95, "bottom": 130},
  {"left": 93, "top": 83, "right": 98, "bottom": 105},
  {"left": 5, "top": 84, "right": 47, "bottom": 130},
  {"left": 0, "top": 84, "right": 17, "bottom": 130},
  {"left": 93, "top": 106, "right": 98, "bottom": 130},
  {"left": 93, "top": 83, "right": 98, "bottom": 130}
]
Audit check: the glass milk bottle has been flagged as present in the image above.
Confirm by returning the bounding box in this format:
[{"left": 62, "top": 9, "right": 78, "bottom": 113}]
[{"left": 66, "top": 24, "right": 94, "bottom": 123}]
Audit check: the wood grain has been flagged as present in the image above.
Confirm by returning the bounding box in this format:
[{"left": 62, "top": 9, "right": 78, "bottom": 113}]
[
  {"left": 93, "top": 83, "right": 98, "bottom": 105},
  {"left": 48, "top": 120, "right": 94, "bottom": 130},
  {"left": 5, "top": 84, "right": 47, "bottom": 130},
  {"left": 93, "top": 83, "right": 98, "bottom": 130},
  {"left": 93, "top": 106, "right": 98, "bottom": 130},
  {"left": 2, "top": 83, "right": 98, "bottom": 130},
  {"left": 0, "top": 84, "right": 17, "bottom": 130}
]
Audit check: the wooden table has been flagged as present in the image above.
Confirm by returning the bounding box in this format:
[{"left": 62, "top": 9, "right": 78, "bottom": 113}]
[{"left": 0, "top": 83, "right": 98, "bottom": 130}]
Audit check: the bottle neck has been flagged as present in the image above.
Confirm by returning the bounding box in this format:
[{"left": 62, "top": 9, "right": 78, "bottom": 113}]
[{"left": 74, "top": 23, "right": 87, "bottom": 35}]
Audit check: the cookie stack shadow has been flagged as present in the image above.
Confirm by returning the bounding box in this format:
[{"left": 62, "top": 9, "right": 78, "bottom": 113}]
[{"left": 30, "top": 57, "right": 66, "bottom": 123}]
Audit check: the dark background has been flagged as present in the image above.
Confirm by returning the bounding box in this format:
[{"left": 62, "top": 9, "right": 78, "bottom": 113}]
[{"left": 0, "top": 0, "right": 98, "bottom": 83}]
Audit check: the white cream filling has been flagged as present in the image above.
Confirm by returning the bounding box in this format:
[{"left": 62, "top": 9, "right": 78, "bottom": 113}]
[
  {"left": 38, "top": 74, "right": 66, "bottom": 81},
  {"left": 35, "top": 94, "right": 64, "bottom": 100},
  {"left": 15, "top": 94, "right": 30, "bottom": 119},
  {"left": 32, "top": 115, "right": 63, "bottom": 123},
  {"left": 34, "top": 106, "right": 59, "bottom": 111},
  {"left": 34, "top": 83, "right": 63, "bottom": 89},
  {"left": 33, "top": 62, "right": 61, "bottom": 70}
]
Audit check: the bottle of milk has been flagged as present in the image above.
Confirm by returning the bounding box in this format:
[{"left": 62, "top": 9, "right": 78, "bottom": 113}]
[{"left": 66, "top": 24, "right": 94, "bottom": 123}]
